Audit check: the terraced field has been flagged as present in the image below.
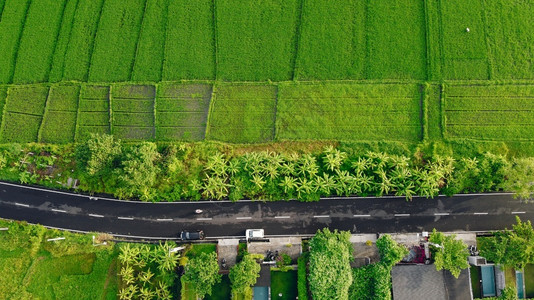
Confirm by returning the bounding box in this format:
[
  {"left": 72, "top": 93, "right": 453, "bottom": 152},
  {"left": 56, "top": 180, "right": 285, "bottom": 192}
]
[{"left": 0, "top": 0, "right": 532, "bottom": 145}]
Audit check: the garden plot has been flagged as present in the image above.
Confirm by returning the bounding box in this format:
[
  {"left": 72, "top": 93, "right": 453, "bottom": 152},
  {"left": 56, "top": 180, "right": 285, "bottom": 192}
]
[
  {"left": 75, "top": 85, "right": 110, "bottom": 141},
  {"left": 162, "top": 0, "right": 214, "bottom": 80},
  {"left": 12, "top": 0, "right": 66, "bottom": 84},
  {"left": 207, "top": 84, "right": 276, "bottom": 143},
  {"left": 62, "top": 0, "right": 105, "bottom": 81},
  {"left": 444, "top": 84, "right": 534, "bottom": 140},
  {"left": 39, "top": 84, "right": 80, "bottom": 143},
  {"left": 88, "top": 0, "right": 145, "bottom": 82},
  {"left": 155, "top": 83, "right": 212, "bottom": 141},
  {"left": 111, "top": 84, "right": 155, "bottom": 140},
  {"left": 0, "top": 85, "right": 48, "bottom": 142},
  {"left": 484, "top": 1, "right": 534, "bottom": 79},
  {"left": 216, "top": 0, "right": 299, "bottom": 81},
  {"left": 0, "top": 0, "right": 30, "bottom": 84},
  {"left": 440, "top": 0, "right": 489, "bottom": 80},
  {"left": 276, "top": 83, "right": 422, "bottom": 142}
]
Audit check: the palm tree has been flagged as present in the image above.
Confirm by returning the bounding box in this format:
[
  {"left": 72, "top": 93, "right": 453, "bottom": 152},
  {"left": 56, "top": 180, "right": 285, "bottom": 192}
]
[
  {"left": 205, "top": 153, "right": 228, "bottom": 177},
  {"left": 118, "top": 285, "right": 138, "bottom": 300},
  {"left": 316, "top": 173, "right": 339, "bottom": 196},
  {"left": 138, "top": 269, "right": 154, "bottom": 285},
  {"left": 119, "top": 244, "right": 140, "bottom": 266},
  {"left": 296, "top": 177, "right": 315, "bottom": 199},
  {"left": 19, "top": 171, "right": 30, "bottom": 184},
  {"left": 264, "top": 163, "right": 279, "bottom": 180},
  {"left": 322, "top": 146, "right": 347, "bottom": 172},
  {"left": 119, "top": 265, "right": 135, "bottom": 285},
  {"left": 202, "top": 175, "right": 231, "bottom": 200},
  {"left": 138, "top": 287, "right": 155, "bottom": 300},
  {"left": 154, "top": 281, "right": 172, "bottom": 300},
  {"left": 351, "top": 157, "right": 372, "bottom": 174},
  {"left": 250, "top": 174, "right": 266, "bottom": 190},
  {"left": 279, "top": 176, "right": 297, "bottom": 194},
  {"left": 227, "top": 159, "right": 241, "bottom": 176},
  {"left": 298, "top": 154, "right": 319, "bottom": 178}
]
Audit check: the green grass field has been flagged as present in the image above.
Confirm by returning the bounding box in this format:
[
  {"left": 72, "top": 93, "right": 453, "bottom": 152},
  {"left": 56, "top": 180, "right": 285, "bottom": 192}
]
[
  {"left": 162, "top": 0, "right": 215, "bottom": 80},
  {"left": 39, "top": 84, "right": 80, "bottom": 143},
  {"left": 111, "top": 84, "right": 155, "bottom": 140},
  {"left": 207, "top": 84, "right": 277, "bottom": 143},
  {"left": 12, "top": 0, "right": 65, "bottom": 84},
  {"left": 0, "top": 220, "right": 117, "bottom": 299},
  {"left": 276, "top": 83, "right": 422, "bottom": 142},
  {"left": 156, "top": 83, "right": 212, "bottom": 141},
  {"left": 444, "top": 84, "right": 534, "bottom": 141},
  {"left": 0, "top": 0, "right": 531, "bottom": 83},
  {"left": 216, "top": 0, "right": 299, "bottom": 81},
  {"left": 0, "top": 1, "right": 533, "bottom": 146},
  {"left": 88, "top": 0, "right": 145, "bottom": 82}
]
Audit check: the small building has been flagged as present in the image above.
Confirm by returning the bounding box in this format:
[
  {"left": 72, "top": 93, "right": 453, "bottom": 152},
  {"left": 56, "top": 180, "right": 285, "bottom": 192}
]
[{"left": 392, "top": 264, "right": 473, "bottom": 300}]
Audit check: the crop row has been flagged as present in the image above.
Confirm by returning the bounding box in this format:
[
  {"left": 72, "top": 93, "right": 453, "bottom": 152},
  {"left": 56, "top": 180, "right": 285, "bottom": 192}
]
[
  {"left": 444, "top": 84, "right": 534, "bottom": 140},
  {"left": 0, "top": 0, "right": 532, "bottom": 83},
  {"left": 0, "top": 82, "right": 534, "bottom": 143}
]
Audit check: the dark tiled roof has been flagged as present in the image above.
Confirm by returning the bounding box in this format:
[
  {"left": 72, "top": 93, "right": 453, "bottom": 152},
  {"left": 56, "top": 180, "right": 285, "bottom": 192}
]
[{"left": 392, "top": 265, "right": 472, "bottom": 300}]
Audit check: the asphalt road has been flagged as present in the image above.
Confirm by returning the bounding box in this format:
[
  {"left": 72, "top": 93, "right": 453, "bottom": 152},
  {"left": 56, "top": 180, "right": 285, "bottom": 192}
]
[{"left": 0, "top": 181, "right": 532, "bottom": 240}]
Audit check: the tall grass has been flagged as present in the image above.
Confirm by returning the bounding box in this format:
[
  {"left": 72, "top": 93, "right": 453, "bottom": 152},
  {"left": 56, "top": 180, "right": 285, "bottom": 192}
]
[
  {"left": 0, "top": 0, "right": 30, "bottom": 84},
  {"left": 216, "top": 0, "right": 299, "bottom": 81},
  {"left": 63, "top": 0, "right": 105, "bottom": 81},
  {"left": 162, "top": 0, "right": 215, "bottom": 80},
  {"left": 131, "top": 0, "right": 169, "bottom": 82},
  {"left": 48, "top": 0, "right": 79, "bottom": 82},
  {"left": 295, "top": 0, "right": 365, "bottom": 80},
  {"left": 88, "top": 0, "right": 146, "bottom": 82},
  {"left": 12, "top": 0, "right": 66, "bottom": 84}
]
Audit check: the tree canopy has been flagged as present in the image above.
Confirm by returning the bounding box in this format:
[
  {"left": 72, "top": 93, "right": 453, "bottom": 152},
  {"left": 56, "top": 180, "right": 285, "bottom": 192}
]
[
  {"left": 308, "top": 228, "right": 353, "bottom": 300},
  {"left": 480, "top": 217, "right": 534, "bottom": 269},
  {"left": 429, "top": 229, "right": 469, "bottom": 278},
  {"left": 182, "top": 252, "right": 221, "bottom": 298},
  {"left": 229, "top": 253, "right": 263, "bottom": 295}
]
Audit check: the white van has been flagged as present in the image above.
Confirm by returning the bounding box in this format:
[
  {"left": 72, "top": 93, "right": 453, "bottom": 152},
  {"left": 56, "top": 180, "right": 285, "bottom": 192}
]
[{"left": 245, "top": 229, "right": 264, "bottom": 241}]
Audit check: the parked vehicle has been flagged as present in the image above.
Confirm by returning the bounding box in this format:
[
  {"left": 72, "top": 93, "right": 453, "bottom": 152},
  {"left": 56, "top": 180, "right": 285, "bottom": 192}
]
[
  {"left": 180, "top": 230, "right": 205, "bottom": 240},
  {"left": 245, "top": 229, "right": 264, "bottom": 241}
]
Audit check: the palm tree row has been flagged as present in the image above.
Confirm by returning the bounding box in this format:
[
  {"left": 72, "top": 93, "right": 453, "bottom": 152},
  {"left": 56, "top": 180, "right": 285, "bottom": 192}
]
[
  {"left": 195, "top": 147, "right": 509, "bottom": 201},
  {"left": 117, "top": 242, "right": 178, "bottom": 300}
]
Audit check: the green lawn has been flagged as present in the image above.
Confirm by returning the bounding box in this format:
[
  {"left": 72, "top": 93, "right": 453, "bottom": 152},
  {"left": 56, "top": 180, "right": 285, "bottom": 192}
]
[
  {"left": 271, "top": 271, "right": 298, "bottom": 300},
  {"left": 185, "top": 243, "right": 217, "bottom": 258},
  {"left": 205, "top": 274, "right": 232, "bottom": 300}
]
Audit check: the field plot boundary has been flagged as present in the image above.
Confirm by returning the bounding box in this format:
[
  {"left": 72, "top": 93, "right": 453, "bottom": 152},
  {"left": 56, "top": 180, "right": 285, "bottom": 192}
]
[
  {"left": 275, "top": 82, "right": 423, "bottom": 142},
  {"left": 443, "top": 82, "right": 534, "bottom": 141},
  {"left": 75, "top": 84, "right": 111, "bottom": 141},
  {"left": 110, "top": 83, "right": 156, "bottom": 140}
]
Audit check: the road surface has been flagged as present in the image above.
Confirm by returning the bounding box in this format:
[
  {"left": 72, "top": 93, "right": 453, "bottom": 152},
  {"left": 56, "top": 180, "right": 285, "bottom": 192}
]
[{"left": 0, "top": 181, "right": 531, "bottom": 239}]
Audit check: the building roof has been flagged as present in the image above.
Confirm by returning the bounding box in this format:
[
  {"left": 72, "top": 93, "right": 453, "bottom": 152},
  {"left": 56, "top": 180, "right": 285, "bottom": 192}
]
[{"left": 392, "top": 265, "right": 472, "bottom": 300}]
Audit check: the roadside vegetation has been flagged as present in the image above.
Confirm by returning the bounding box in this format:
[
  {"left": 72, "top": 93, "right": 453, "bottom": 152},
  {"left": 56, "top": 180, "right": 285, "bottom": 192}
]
[{"left": 0, "top": 135, "right": 532, "bottom": 202}]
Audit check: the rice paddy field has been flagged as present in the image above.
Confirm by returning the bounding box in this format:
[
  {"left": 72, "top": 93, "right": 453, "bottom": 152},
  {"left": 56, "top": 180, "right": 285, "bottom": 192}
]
[{"left": 0, "top": 0, "right": 532, "bottom": 146}]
